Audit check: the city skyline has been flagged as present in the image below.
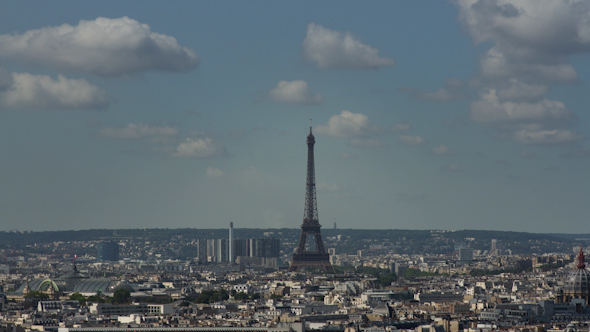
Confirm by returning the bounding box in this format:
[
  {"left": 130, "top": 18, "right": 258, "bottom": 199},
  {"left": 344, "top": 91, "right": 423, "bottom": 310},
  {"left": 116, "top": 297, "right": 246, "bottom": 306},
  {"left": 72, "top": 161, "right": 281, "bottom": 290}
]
[{"left": 1, "top": 1, "right": 590, "bottom": 233}]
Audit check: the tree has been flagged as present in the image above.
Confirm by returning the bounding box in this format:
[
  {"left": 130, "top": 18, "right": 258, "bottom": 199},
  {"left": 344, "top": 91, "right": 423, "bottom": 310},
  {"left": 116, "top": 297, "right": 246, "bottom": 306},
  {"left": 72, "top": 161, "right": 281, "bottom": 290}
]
[
  {"left": 69, "top": 292, "right": 87, "bottom": 306},
  {"left": 195, "top": 289, "right": 229, "bottom": 304},
  {"left": 87, "top": 293, "right": 105, "bottom": 303},
  {"left": 113, "top": 289, "right": 131, "bottom": 304},
  {"left": 24, "top": 291, "right": 49, "bottom": 300}
]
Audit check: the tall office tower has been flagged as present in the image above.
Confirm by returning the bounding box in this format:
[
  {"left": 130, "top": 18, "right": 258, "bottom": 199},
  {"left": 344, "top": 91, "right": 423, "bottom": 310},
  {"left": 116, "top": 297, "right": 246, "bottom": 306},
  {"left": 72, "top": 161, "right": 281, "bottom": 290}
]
[
  {"left": 458, "top": 248, "right": 473, "bottom": 261},
  {"left": 196, "top": 239, "right": 208, "bottom": 262},
  {"left": 247, "top": 238, "right": 255, "bottom": 257},
  {"left": 96, "top": 241, "right": 119, "bottom": 262},
  {"left": 254, "top": 238, "right": 280, "bottom": 257},
  {"left": 233, "top": 238, "right": 280, "bottom": 259},
  {"left": 229, "top": 222, "right": 234, "bottom": 263},
  {"left": 289, "top": 125, "right": 334, "bottom": 272},
  {"left": 214, "top": 239, "right": 229, "bottom": 263},
  {"left": 232, "top": 238, "right": 248, "bottom": 258},
  {"left": 206, "top": 239, "right": 215, "bottom": 261},
  {"left": 490, "top": 239, "right": 498, "bottom": 255}
]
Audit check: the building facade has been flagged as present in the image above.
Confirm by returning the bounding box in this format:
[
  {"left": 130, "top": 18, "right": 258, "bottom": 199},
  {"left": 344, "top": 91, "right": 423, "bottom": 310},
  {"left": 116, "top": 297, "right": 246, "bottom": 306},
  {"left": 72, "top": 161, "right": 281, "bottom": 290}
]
[{"left": 96, "top": 241, "right": 119, "bottom": 262}]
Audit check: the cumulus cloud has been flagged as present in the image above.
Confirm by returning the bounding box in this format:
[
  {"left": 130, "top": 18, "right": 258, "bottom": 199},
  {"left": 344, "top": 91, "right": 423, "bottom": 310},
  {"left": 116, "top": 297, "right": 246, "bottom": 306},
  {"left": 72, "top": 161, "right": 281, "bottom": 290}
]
[
  {"left": 0, "top": 17, "right": 198, "bottom": 77},
  {"left": 469, "top": 89, "right": 583, "bottom": 145},
  {"left": 174, "top": 137, "right": 225, "bottom": 158},
  {"left": 206, "top": 166, "right": 224, "bottom": 178},
  {"left": 267, "top": 80, "right": 322, "bottom": 104},
  {"left": 456, "top": 0, "right": 590, "bottom": 145},
  {"left": 302, "top": 23, "right": 394, "bottom": 69},
  {"left": 479, "top": 48, "right": 578, "bottom": 83},
  {"left": 431, "top": 144, "right": 455, "bottom": 155},
  {"left": 1, "top": 73, "right": 109, "bottom": 110},
  {"left": 391, "top": 122, "right": 413, "bottom": 133},
  {"left": 496, "top": 79, "right": 548, "bottom": 102},
  {"left": 457, "top": 0, "right": 590, "bottom": 64},
  {"left": 398, "top": 135, "right": 427, "bottom": 146},
  {"left": 513, "top": 129, "right": 582, "bottom": 145},
  {"left": 470, "top": 89, "right": 573, "bottom": 129},
  {"left": 315, "top": 110, "right": 382, "bottom": 138},
  {"left": 98, "top": 123, "right": 179, "bottom": 139}
]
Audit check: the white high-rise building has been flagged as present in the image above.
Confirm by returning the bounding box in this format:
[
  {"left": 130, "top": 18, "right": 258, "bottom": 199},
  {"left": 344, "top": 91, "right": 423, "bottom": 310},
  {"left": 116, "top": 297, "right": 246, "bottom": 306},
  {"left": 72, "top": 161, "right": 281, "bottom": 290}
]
[{"left": 229, "top": 222, "right": 234, "bottom": 263}]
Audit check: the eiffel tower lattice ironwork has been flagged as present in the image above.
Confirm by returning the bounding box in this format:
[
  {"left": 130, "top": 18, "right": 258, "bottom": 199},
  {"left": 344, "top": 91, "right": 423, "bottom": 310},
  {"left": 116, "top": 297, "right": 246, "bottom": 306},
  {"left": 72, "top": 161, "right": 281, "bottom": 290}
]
[{"left": 289, "top": 124, "right": 334, "bottom": 272}]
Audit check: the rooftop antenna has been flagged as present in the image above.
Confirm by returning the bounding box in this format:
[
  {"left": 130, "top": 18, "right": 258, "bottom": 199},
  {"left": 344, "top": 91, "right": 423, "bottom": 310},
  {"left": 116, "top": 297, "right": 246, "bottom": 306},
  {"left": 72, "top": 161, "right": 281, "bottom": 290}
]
[
  {"left": 310, "top": 119, "right": 312, "bottom": 133},
  {"left": 73, "top": 254, "right": 78, "bottom": 273}
]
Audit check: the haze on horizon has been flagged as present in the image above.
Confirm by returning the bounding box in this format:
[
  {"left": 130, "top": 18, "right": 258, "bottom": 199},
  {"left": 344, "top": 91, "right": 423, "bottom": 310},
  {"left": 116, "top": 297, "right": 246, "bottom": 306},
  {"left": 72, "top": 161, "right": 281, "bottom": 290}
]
[{"left": 1, "top": 1, "right": 590, "bottom": 233}]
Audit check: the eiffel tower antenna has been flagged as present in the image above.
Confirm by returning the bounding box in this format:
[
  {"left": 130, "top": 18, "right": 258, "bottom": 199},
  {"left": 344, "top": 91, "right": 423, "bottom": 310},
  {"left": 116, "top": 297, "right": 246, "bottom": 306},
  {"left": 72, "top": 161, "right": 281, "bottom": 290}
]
[{"left": 289, "top": 124, "right": 334, "bottom": 272}]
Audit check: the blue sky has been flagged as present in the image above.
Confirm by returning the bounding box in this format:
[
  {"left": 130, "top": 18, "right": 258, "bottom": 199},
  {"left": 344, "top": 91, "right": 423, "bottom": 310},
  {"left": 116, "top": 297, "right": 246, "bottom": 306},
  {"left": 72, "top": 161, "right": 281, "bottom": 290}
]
[{"left": 1, "top": 1, "right": 590, "bottom": 232}]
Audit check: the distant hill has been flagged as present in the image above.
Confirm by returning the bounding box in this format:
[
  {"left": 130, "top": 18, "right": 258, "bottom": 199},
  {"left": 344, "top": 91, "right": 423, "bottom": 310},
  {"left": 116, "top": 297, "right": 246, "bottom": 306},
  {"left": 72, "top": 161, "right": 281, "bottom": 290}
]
[{"left": 0, "top": 228, "right": 584, "bottom": 255}]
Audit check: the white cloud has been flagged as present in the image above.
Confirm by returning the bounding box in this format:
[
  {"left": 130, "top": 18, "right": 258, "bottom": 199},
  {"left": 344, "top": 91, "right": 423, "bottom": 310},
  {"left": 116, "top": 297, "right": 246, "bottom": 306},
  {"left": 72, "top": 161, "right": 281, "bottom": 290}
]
[
  {"left": 302, "top": 23, "right": 394, "bottom": 69},
  {"left": 398, "top": 135, "right": 427, "bottom": 146},
  {"left": 478, "top": 47, "right": 578, "bottom": 83},
  {"left": 456, "top": 0, "right": 590, "bottom": 146},
  {"left": 431, "top": 145, "right": 454, "bottom": 155},
  {"left": 206, "top": 167, "right": 224, "bottom": 178},
  {"left": 391, "top": 122, "right": 413, "bottom": 133},
  {"left": 0, "top": 17, "right": 198, "bottom": 77},
  {"left": 174, "top": 137, "right": 225, "bottom": 158},
  {"left": 457, "top": 0, "right": 590, "bottom": 62},
  {"left": 513, "top": 129, "right": 582, "bottom": 145},
  {"left": 315, "top": 110, "right": 381, "bottom": 138},
  {"left": 267, "top": 80, "right": 322, "bottom": 104},
  {"left": 98, "top": 123, "right": 179, "bottom": 139},
  {"left": 1, "top": 73, "right": 109, "bottom": 110},
  {"left": 496, "top": 79, "right": 548, "bottom": 102},
  {"left": 470, "top": 89, "right": 573, "bottom": 128}
]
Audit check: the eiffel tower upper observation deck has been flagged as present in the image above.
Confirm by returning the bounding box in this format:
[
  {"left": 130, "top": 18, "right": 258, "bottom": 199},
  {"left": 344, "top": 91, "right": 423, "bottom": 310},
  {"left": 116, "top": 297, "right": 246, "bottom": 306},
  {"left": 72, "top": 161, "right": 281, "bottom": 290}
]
[{"left": 288, "top": 124, "right": 334, "bottom": 272}]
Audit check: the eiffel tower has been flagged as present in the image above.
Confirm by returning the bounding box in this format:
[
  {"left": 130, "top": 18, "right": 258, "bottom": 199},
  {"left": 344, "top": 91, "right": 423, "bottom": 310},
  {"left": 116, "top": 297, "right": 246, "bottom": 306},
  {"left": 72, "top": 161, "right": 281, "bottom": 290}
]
[{"left": 289, "top": 124, "right": 334, "bottom": 273}]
